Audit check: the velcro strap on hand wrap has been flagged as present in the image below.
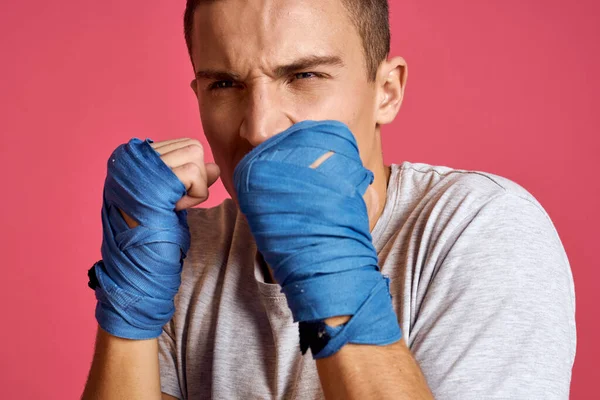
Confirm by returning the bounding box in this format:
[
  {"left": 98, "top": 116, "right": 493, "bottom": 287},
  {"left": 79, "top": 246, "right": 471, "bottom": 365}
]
[
  {"left": 92, "top": 138, "right": 191, "bottom": 339},
  {"left": 234, "top": 120, "right": 402, "bottom": 358}
]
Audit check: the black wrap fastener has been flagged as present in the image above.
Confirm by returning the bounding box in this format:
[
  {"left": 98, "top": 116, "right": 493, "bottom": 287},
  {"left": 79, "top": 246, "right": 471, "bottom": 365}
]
[
  {"left": 299, "top": 320, "right": 332, "bottom": 356},
  {"left": 87, "top": 260, "right": 101, "bottom": 290}
]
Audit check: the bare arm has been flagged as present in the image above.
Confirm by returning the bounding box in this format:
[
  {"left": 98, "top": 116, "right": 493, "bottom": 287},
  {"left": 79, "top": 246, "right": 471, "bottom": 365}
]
[
  {"left": 81, "top": 325, "right": 167, "bottom": 400},
  {"left": 316, "top": 316, "right": 434, "bottom": 400},
  {"left": 82, "top": 213, "right": 167, "bottom": 399},
  {"left": 83, "top": 212, "right": 187, "bottom": 400},
  {"left": 83, "top": 139, "right": 217, "bottom": 400}
]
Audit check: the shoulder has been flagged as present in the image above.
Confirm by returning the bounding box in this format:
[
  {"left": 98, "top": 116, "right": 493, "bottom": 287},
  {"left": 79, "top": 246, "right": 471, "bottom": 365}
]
[
  {"left": 396, "top": 164, "right": 577, "bottom": 398},
  {"left": 390, "top": 161, "right": 573, "bottom": 289},
  {"left": 395, "top": 161, "right": 554, "bottom": 234},
  {"left": 397, "top": 160, "right": 539, "bottom": 202},
  {"left": 396, "top": 161, "right": 574, "bottom": 306}
]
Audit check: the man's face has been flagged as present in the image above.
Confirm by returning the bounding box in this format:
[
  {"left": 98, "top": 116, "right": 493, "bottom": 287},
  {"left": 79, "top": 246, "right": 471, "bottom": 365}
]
[{"left": 189, "top": 0, "right": 381, "bottom": 199}]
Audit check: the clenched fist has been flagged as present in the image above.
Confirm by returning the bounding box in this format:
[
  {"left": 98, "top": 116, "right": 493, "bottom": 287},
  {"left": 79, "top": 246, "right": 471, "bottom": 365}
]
[{"left": 118, "top": 138, "right": 220, "bottom": 228}]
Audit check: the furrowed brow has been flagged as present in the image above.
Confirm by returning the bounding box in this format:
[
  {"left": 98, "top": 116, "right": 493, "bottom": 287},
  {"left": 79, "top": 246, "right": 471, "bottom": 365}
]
[
  {"left": 274, "top": 55, "right": 345, "bottom": 78},
  {"left": 194, "top": 56, "right": 344, "bottom": 81},
  {"left": 195, "top": 69, "right": 241, "bottom": 81}
]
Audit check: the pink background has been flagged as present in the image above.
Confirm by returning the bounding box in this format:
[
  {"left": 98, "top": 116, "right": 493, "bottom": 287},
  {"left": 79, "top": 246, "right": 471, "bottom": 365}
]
[{"left": 1, "top": 1, "right": 598, "bottom": 398}]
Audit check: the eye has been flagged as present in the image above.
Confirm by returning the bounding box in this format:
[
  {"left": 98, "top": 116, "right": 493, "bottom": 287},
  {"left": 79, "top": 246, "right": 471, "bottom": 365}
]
[
  {"left": 294, "top": 72, "right": 318, "bottom": 80},
  {"left": 208, "top": 80, "right": 235, "bottom": 90}
]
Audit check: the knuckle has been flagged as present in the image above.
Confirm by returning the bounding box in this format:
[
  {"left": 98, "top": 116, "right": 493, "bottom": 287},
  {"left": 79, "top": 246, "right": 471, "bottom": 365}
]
[
  {"left": 186, "top": 138, "right": 202, "bottom": 147},
  {"left": 181, "top": 162, "right": 201, "bottom": 174},
  {"left": 183, "top": 143, "right": 204, "bottom": 159},
  {"left": 174, "top": 163, "right": 201, "bottom": 188}
]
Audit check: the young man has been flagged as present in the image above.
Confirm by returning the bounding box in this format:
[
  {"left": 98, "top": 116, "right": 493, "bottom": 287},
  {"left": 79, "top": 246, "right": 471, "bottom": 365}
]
[{"left": 82, "top": 0, "right": 576, "bottom": 399}]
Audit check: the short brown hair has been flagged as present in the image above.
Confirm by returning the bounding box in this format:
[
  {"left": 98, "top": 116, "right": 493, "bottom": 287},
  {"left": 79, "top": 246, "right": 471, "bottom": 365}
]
[{"left": 183, "top": 0, "right": 390, "bottom": 81}]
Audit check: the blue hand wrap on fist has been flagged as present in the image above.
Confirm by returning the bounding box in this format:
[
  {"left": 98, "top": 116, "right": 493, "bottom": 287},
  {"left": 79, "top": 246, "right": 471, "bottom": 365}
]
[
  {"left": 234, "top": 120, "right": 402, "bottom": 358},
  {"left": 91, "top": 138, "right": 190, "bottom": 339}
]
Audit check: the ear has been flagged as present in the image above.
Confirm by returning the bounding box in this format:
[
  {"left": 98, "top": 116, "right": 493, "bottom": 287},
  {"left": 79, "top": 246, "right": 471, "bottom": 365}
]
[
  {"left": 190, "top": 78, "right": 199, "bottom": 97},
  {"left": 375, "top": 56, "right": 408, "bottom": 125}
]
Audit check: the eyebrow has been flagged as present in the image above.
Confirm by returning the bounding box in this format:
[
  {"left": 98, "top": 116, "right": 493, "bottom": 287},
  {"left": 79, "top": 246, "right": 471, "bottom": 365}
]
[
  {"left": 194, "top": 55, "right": 345, "bottom": 81},
  {"left": 194, "top": 69, "right": 241, "bottom": 82},
  {"left": 273, "top": 55, "right": 345, "bottom": 78}
]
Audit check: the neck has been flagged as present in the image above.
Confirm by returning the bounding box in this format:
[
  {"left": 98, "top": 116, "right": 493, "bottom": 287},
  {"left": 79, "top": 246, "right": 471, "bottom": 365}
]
[
  {"left": 366, "top": 161, "right": 391, "bottom": 232},
  {"left": 364, "top": 127, "right": 391, "bottom": 232}
]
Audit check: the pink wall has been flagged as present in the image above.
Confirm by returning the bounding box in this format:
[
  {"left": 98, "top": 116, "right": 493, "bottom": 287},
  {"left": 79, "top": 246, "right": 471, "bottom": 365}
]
[{"left": 1, "top": 1, "right": 597, "bottom": 398}]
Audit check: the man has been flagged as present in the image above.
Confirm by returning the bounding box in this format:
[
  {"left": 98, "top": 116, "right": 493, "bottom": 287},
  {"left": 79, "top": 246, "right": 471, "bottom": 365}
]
[{"left": 82, "top": 0, "right": 577, "bottom": 399}]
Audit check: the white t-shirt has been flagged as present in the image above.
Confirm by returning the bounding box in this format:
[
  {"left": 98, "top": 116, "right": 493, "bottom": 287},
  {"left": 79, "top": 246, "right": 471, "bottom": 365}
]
[{"left": 159, "top": 161, "right": 577, "bottom": 399}]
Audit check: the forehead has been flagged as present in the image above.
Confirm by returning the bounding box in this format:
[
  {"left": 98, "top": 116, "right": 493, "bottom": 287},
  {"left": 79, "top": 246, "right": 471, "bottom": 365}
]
[{"left": 191, "top": 0, "right": 362, "bottom": 71}]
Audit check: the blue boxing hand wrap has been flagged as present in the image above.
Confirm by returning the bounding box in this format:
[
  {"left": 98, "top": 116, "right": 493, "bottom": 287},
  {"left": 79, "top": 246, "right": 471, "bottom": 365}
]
[
  {"left": 234, "top": 120, "right": 402, "bottom": 359},
  {"left": 90, "top": 138, "right": 191, "bottom": 339}
]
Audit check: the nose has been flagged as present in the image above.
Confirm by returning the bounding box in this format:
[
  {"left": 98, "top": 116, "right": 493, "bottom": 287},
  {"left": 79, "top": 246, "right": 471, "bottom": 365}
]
[{"left": 239, "top": 83, "right": 294, "bottom": 147}]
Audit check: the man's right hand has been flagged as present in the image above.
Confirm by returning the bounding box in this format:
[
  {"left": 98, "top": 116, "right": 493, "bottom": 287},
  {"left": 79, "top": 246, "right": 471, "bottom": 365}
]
[
  {"left": 118, "top": 138, "right": 220, "bottom": 228},
  {"left": 83, "top": 137, "right": 221, "bottom": 399},
  {"left": 92, "top": 135, "right": 218, "bottom": 341}
]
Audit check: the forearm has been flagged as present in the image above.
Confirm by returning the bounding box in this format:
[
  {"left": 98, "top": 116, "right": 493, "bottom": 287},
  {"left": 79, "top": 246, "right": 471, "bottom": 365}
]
[
  {"left": 316, "top": 336, "right": 434, "bottom": 400},
  {"left": 81, "top": 325, "right": 162, "bottom": 400}
]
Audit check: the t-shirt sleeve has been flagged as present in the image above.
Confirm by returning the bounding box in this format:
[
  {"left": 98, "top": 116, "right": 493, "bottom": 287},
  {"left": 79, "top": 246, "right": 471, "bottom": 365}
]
[
  {"left": 410, "top": 192, "right": 577, "bottom": 399},
  {"left": 158, "top": 318, "right": 184, "bottom": 399}
]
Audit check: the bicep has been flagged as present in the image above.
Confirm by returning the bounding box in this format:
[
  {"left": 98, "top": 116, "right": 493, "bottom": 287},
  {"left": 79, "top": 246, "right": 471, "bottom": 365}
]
[
  {"left": 410, "top": 194, "right": 576, "bottom": 399},
  {"left": 162, "top": 393, "right": 180, "bottom": 400}
]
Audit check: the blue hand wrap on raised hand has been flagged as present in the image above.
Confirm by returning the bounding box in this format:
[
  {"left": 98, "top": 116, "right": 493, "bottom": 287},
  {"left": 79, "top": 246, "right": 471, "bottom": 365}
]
[
  {"left": 234, "top": 120, "right": 402, "bottom": 359},
  {"left": 91, "top": 138, "right": 190, "bottom": 339}
]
